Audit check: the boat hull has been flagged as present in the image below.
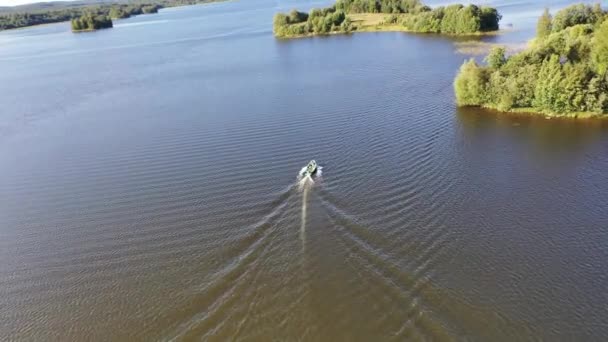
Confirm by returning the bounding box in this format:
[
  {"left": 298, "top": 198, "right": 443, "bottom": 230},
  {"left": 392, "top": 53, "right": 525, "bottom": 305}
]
[{"left": 303, "top": 160, "right": 317, "bottom": 177}]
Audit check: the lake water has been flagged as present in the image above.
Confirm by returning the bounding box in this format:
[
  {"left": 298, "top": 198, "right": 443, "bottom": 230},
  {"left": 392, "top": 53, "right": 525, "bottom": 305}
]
[{"left": 1, "top": 0, "right": 608, "bottom": 340}]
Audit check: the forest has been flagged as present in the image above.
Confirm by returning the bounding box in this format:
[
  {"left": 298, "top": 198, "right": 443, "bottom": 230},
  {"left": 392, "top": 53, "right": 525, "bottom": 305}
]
[
  {"left": 273, "top": 0, "right": 500, "bottom": 38},
  {"left": 108, "top": 4, "right": 159, "bottom": 19},
  {"left": 455, "top": 4, "right": 608, "bottom": 117},
  {"left": 0, "top": 0, "right": 218, "bottom": 31}
]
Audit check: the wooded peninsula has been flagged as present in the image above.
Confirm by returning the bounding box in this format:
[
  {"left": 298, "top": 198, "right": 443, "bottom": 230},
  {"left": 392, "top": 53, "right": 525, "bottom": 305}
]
[
  {"left": 455, "top": 4, "right": 608, "bottom": 118},
  {"left": 273, "top": 0, "right": 501, "bottom": 38},
  {"left": 0, "top": 0, "right": 220, "bottom": 31}
]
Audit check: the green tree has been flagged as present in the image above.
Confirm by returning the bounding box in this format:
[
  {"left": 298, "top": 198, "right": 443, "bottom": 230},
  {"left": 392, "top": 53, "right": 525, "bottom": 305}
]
[
  {"left": 440, "top": 5, "right": 463, "bottom": 33},
  {"left": 458, "top": 5, "right": 481, "bottom": 33},
  {"left": 454, "top": 59, "right": 488, "bottom": 106},
  {"left": 340, "top": 17, "right": 353, "bottom": 32},
  {"left": 273, "top": 13, "right": 289, "bottom": 35},
  {"left": 533, "top": 55, "right": 569, "bottom": 113},
  {"left": 592, "top": 20, "right": 608, "bottom": 75},
  {"left": 552, "top": 4, "right": 602, "bottom": 33},
  {"left": 537, "top": 8, "right": 552, "bottom": 39},
  {"left": 485, "top": 46, "right": 507, "bottom": 68},
  {"left": 288, "top": 9, "right": 308, "bottom": 24},
  {"left": 71, "top": 18, "right": 81, "bottom": 31},
  {"left": 480, "top": 7, "right": 501, "bottom": 31}
]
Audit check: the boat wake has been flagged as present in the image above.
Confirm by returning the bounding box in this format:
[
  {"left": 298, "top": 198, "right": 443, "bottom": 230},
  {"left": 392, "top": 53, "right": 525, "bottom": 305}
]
[
  {"left": 300, "top": 184, "right": 309, "bottom": 248},
  {"left": 297, "top": 164, "right": 321, "bottom": 248},
  {"left": 297, "top": 165, "right": 322, "bottom": 189}
]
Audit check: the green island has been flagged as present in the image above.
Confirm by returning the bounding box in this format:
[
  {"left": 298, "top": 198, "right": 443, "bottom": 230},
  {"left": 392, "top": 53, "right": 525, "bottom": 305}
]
[
  {"left": 70, "top": 4, "right": 161, "bottom": 32},
  {"left": 0, "top": 0, "right": 219, "bottom": 32},
  {"left": 71, "top": 13, "right": 113, "bottom": 32},
  {"left": 455, "top": 4, "right": 608, "bottom": 118},
  {"left": 273, "top": 0, "right": 501, "bottom": 38}
]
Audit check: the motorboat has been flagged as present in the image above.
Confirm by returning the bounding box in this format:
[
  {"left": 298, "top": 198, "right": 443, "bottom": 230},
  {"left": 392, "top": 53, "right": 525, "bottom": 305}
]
[{"left": 302, "top": 160, "right": 317, "bottom": 177}]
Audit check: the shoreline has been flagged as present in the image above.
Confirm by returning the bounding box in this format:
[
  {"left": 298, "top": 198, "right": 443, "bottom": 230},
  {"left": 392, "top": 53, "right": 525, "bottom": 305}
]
[
  {"left": 72, "top": 27, "right": 112, "bottom": 33},
  {"left": 0, "top": 0, "right": 227, "bottom": 33},
  {"left": 275, "top": 27, "right": 503, "bottom": 39},
  {"left": 0, "top": 19, "right": 67, "bottom": 32},
  {"left": 463, "top": 105, "right": 608, "bottom": 120}
]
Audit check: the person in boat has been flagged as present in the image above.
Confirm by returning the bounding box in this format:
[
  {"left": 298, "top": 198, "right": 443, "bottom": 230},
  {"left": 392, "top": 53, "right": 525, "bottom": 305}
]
[{"left": 305, "top": 160, "right": 317, "bottom": 175}]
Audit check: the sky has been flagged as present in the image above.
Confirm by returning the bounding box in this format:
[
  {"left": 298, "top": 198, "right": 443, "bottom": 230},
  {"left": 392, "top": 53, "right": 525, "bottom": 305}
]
[{"left": 0, "top": 0, "right": 73, "bottom": 6}]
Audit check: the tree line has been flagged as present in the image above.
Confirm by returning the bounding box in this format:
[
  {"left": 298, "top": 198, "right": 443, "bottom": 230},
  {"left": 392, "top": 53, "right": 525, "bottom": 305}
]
[
  {"left": 334, "top": 0, "right": 428, "bottom": 14},
  {"left": 273, "top": 0, "right": 501, "bottom": 38},
  {"left": 0, "top": 0, "right": 218, "bottom": 31},
  {"left": 71, "top": 4, "right": 161, "bottom": 32},
  {"left": 70, "top": 4, "right": 161, "bottom": 32},
  {"left": 455, "top": 4, "right": 608, "bottom": 117},
  {"left": 109, "top": 4, "right": 160, "bottom": 19},
  {"left": 397, "top": 4, "right": 500, "bottom": 34},
  {"left": 274, "top": 8, "right": 352, "bottom": 37}
]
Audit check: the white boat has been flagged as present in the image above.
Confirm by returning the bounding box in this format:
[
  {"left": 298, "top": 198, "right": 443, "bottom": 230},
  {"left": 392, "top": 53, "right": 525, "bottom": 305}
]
[{"left": 302, "top": 160, "right": 317, "bottom": 177}]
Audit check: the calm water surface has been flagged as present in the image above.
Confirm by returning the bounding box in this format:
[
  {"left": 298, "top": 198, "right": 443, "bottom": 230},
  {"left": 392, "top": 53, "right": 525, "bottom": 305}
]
[{"left": 1, "top": 0, "right": 608, "bottom": 340}]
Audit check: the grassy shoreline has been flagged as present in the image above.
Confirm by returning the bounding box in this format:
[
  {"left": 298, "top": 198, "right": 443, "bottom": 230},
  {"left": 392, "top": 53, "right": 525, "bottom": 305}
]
[
  {"left": 468, "top": 105, "right": 608, "bottom": 120},
  {"left": 349, "top": 13, "right": 499, "bottom": 35}
]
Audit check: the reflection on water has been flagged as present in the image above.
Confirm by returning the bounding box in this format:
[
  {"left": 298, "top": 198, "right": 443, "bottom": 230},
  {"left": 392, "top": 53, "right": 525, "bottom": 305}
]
[{"left": 456, "top": 107, "right": 608, "bottom": 166}]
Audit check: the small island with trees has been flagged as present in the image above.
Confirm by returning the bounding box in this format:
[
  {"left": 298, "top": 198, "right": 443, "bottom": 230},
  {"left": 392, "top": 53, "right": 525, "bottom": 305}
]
[
  {"left": 273, "top": 0, "right": 501, "bottom": 38},
  {"left": 70, "top": 4, "right": 161, "bottom": 32},
  {"left": 71, "top": 14, "right": 113, "bottom": 32},
  {"left": 455, "top": 4, "right": 608, "bottom": 118}
]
